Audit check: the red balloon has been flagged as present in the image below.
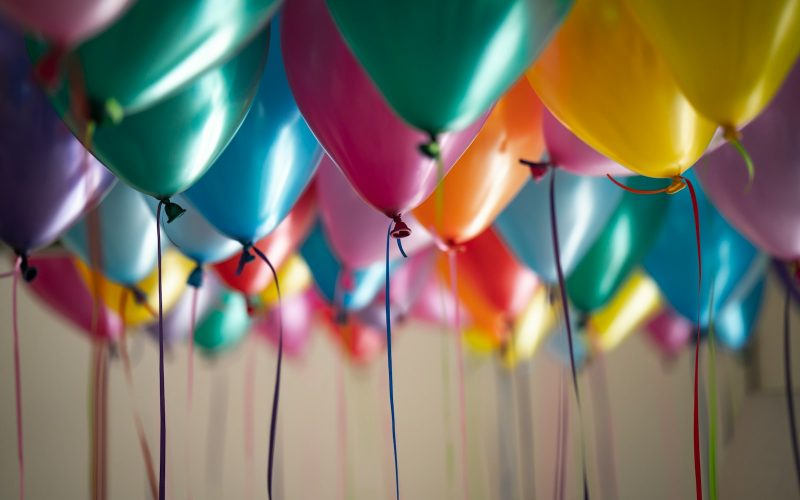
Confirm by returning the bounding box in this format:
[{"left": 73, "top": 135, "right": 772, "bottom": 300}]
[{"left": 320, "top": 306, "right": 385, "bottom": 365}]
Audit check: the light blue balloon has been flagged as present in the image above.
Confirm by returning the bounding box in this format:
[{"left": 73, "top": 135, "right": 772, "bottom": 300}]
[
  {"left": 300, "top": 222, "right": 397, "bottom": 311},
  {"left": 494, "top": 169, "right": 622, "bottom": 283},
  {"left": 712, "top": 278, "right": 765, "bottom": 351},
  {"left": 62, "top": 182, "right": 160, "bottom": 285},
  {"left": 644, "top": 172, "right": 760, "bottom": 327},
  {"left": 185, "top": 18, "right": 322, "bottom": 244},
  {"left": 193, "top": 291, "right": 251, "bottom": 355}
]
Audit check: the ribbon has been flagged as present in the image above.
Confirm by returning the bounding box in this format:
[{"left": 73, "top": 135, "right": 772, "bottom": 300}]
[
  {"left": 385, "top": 220, "right": 401, "bottom": 500},
  {"left": 447, "top": 250, "right": 470, "bottom": 500},
  {"left": 785, "top": 285, "right": 800, "bottom": 494},
  {"left": 155, "top": 201, "right": 167, "bottom": 500},
  {"left": 11, "top": 255, "right": 25, "bottom": 500}
]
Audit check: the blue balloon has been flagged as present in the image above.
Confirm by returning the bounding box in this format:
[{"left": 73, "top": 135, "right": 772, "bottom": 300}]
[
  {"left": 644, "top": 172, "right": 760, "bottom": 327},
  {"left": 185, "top": 18, "right": 322, "bottom": 245},
  {"left": 300, "top": 222, "right": 397, "bottom": 311},
  {"left": 62, "top": 183, "right": 160, "bottom": 285},
  {"left": 712, "top": 278, "right": 765, "bottom": 351},
  {"left": 494, "top": 169, "right": 622, "bottom": 283}
]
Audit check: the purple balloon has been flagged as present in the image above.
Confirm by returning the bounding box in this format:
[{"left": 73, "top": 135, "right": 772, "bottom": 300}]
[
  {"left": 696, "top": 63, "right": 800, "bottom": 260},
  {"left": 0, "top": 20, "right": 115, "bottom": 254},
  {"left": 144, "top": 273, "right": 223, "bottom": 345},
  {"left": 255, "top": 290, "right": 319, "bottom": 358}
]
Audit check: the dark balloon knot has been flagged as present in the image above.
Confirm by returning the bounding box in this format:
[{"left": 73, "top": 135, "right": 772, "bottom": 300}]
[
  {"left": 334, "top": 309, "right": 348, "bottom": 326},
  {"left": 130, "top": 286, "right": 147, "bottom": 305},
  {"left": 519, "top": 158, "right": 552, "bottom": 182},
  {"left": 390, "top": 215, "right": 411, "bottom": 239},
  {"left": 665, "top": 176, "right": 687, "bottom": 195},
  {"left": 18, "top": 253, "right": 37, "bottom": 282},
  {"left": 187, "top": 265, "right": 204, "bottom": 288},
  {"left": 162, "top": 198, "right": 186, "bottom": 223},
  {"left": 418, "top": 132, "right": 441, "bottom": 159},
  {"left": 236, "top": 244, "right": 256, "bottom": 276},
  {"left": 722, "top": 124, "right": 742, "bottom": 143}
]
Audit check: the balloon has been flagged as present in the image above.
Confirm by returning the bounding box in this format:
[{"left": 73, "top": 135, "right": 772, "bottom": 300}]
[
  {"left": 542, "top": 109, "right": 631, "bottom": 177},
  {"left": 326, "top": 0, "right": 573, "bottom": 134},
  {"left": 566, "top": 177, "right": 669, "bottom": 312},
  {"left": 587, "top": 271, "right": 662, "bottom": 353},
  {"left": 527, "top": 0, "right": 716, "bottom": 178},
  {"left": 62, "top": 183, "right": 158, "bottom": 285},
  {"left": 547, "top": 321, "right": 589, "bottom": 369},
  {"left": 0, "top": 21, "right": 115, "bottom": 255},
  {"left": 259, "top": 255, "right": 313, "bottom": 308},
  {"left": 712, "top": 277, "right": 765, "bottom": 351},
  {"left": 409, "top": 274, "right": 470, "bottom": 328},
  {"left": 463, "top": 327, "right": 501, "bottom": 356},
  {"left": 321, "top": 309, "right": 385, "bottom": 365},
  {"left": 645, "top": 309, "right": 693, "bottom": 357},
  {"left": 281, "top": 0, "right": 485, "bottom": 219},
  {"left": 625, "top": 0, "right": 800, "bottom": 129},
  {"left": 26, "top": 251, "right": 122, "bottom": 341},
  {"left": 0, "top": 0, "right": 130, "bottom": 46},
  {"left": 194, "top": 291, "right": 250, "bottom": 355},
  {"left": 28, "top": 0, "right": 279, "bottom": 119},
  {"left": 144, "top": 274, "right": 224, "bottom": 345},
  {"left": 413, "top": 79, "right": 545, "bottom": 246},
  {"left": 695, "top": 63, "right": 800, "bottom": 260},
  {"left": 255, "top": 290, "right": 319, "bottom": 358},
  {"left": 213, "top": 187, "right": 316, "bottom": 296},
  {"left": 185, "top": 22, "right": 322, "bottom": 245},
  {"left": 316, "top": 156, "right": 433, "bottom": 269},
  {"left": 74, "top": 249, "right": 193, "bottom": 327},
  {"left": 502, "top": 286, "right": 556, "bottom": 368},
  {"left": 643, "top": 172, "right": 760, "bottom": 326},
  {"left": 54, "top": 28, "right": 270, "bottom": 200},
  {"left": 495, "top": 168, "right": 622, "bottom": 283}
]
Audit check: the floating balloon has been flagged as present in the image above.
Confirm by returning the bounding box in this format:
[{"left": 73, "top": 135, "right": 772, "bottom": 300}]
[
  {"left": 413, "top": 79, "right": 545, "bottom": 246},
  {"left": 186, "top": 22, "right": 322, "bottom": 245},
  {"left": 645, "top": 309, "right": 693, "bottom": 357},
  {"left": 256, "top": 290, "right": 319, "bottom": 358},
  {"left": 144, "top": 274, "right": 224, "bottom": 345},
  {"left": 695, "top": 63, "right": 800, "bottom": 260},
  {"left": 502, "top": 286, "right": 556, "bottom": 368},
  {"left": 0, "top": 21, "right": 114, "bottom": 258},
  {"left": 194, "top": 291, "right": 250, "bottom": 355},
  {"left": 259, "top": 255, "right": 313, "bottom": 308},
  {"left": 527, "top": 0, "right": 716, "bottom": 178},
  {"left": 326, "top": 0, "right": 573, "bottom": 134},
  {"left": 495, "top": 169, "right": 622, "bottom": 283},
  {"left": 321, "top": 308, "right": 385, "bottom": 365},
  {"left": 712, "top": 277, "right": 765, "bottom": 351},
  {"left": 625, "top": 0, "right": 800, "bottom": 131},
  {"left": 281, "top": 0, "right": 485, "bottom": 220}
]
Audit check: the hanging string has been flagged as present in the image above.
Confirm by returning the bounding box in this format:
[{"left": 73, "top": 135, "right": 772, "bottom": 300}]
[
  {"left": 589, "top": 355, "right": 619, "bottom": 500},
  {"left": 0, "top": 268, "right": 15, "bottom": 279},
  {"left": 722, "top": 126, "right": 755, "bottom": 187},
  {"left": 707, "top": 289, "right": 718, "bottom": 500},
  {"left": 515, "top": 361, "right": 536, "bottom": 500},
  {"left": 205, "top": 369, "right": 228, "bottom": 499},
  {"left": 447, "top": 250, "right": 470, "bottom": 500},
  {"left": 244, "top": 346, "right": 256, "bottom": 500},
  {"left": 554, "top": 369, "right": 566, "bottom": 500},
  {"left": 91, "top": 343, "right": 109, "bottom": 500},
  {"left": 91, "top": 342, "right": 99, "bottom": 500},
  {"left": 785, "top": 284, "right": 800, "bottom": 494},
  {"left": 384, "top": 220, "right": 401, "bottom": 500},
  {"left": 155, "top": 201, "right": 168, "bottom": 500},
  {"left": 10, "top": 255, "right": 25, "bottom": 500},
  {"left": 438, "top": 281, "right": 456, "bottom": 497},
  {"left": 186, "top": 283, "right": 200, "bottom": 500},
  {"left": 337, "top": 357, "right": 349, "bottom": 500}
]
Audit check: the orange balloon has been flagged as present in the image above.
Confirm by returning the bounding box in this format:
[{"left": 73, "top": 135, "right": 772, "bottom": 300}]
[{"left": 413, "top": 78, "right": 545, "bottom": 246}]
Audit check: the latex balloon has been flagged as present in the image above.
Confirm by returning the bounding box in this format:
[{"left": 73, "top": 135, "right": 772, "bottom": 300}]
[
  {"left": 409, "top": 273, "right": 471, "bottom": 328},
  {"left": 495, "top": 168, "right": 622, "bottom": 283},
  {"left": 28, "top": 0, "right": 279, "bottom": 119},
  {"left": 27, "top": 251, "right": 122, "bottom": 341},
  {"left": 55, "top": 28, "right": 270, "bottom": 200},
  {"left": 413, "top": 79, "right": 545, "bottom": 245},
  {"left": 326, "top": 0, "right": 573, "bottom": 134},
  {"left": 587, "top": 271, "right": 662, "bottom": 353},
  {"left": 695, "top": 63, "right": 800, "bottom": 260},
  {"left": 527, "top": 0, "right": 716, "bottom": 178},
  {"left": 256, "top": 290, "right": 319, "bottom": 358},
  {"left": 316, "top": 156, "right": 433, "bottom": 269},
  {"left": 645, "top": 309, "right": 693, "bottom": 357},
  {"left": 321, "top": 309, "right": 385, "bottom": 365},
  {"left": 383, "top": 247, "right": 437, "bottom": 318},
  {"left": 281, "top": 0, "right": 485, "bottom": 219},
  {"left": 625, "top": 0, "right": 800, "bottom": 129},
  {"left": 542, "top": 109, "right": 632, "bottom": 177},
  {"left": 463, "top": 327, "right": 501, "bottom": 355},
  {"left": 0, "top": 21, "right": 115, "bottom": 255},
  {"left": 74, "top": 249, "right": 193, "bottom": 327},
  {"left": 144, "top": 274, "right": 224, "bottom": 345},
  {"left": 547, "top": 322, "right": 589, "bottom": 369},
  {"left": 194, "top": 291, "right": 250, "bottom": 355},
  {"left": 185, "top": 22, "right": 322, "bottom": 245},
  {"left": 644, "top": 172, "right": 760, "bottom": 326},
  {"left": 566, "top": 177, "right": 669, "bottom": 312},
  {"left": 62, "top": 183, "right": 158, "bottom": 285},
  {"left": 502, "top": 286, "right": 556, "bottom": 368},
  {"left": 259, "top": 255, "right": 313, "bottom": 308},
  {"left": 712, "top": 278, "right": 765, "bottom": 351},
  {"left": 213, "top": 187, "right": 316, "bottom": 296}
]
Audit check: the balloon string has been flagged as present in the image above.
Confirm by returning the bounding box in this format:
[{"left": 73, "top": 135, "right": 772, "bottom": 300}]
[
  {"left": 549, "top": 171, "right": 590, "bottom": 500},
  {"left": 91, "top": 342, "right": 99, "bottom": 500},
  {"left": 0, "top": 269, "right": 15, "bottom": 279},
  {"left": 447, "top": 251, "right": 470, "bottom": 500},
  {"left": 243, "top": 346, "right": 256, "bottom": 500},
  {"left": 337, "top": 358, "right": 348, "bottom": 500},
  {"left": 722, "top": 127, "right": 755, "bottom": 187},
  {"left": 707, "top": 288, "right": 718, "bottom": 500},
  {"left": 155, "top": 202, "right": 167, "bottom": 500},
  {"left": 187, "top": 285, "right": 199, "bottom": 500},
  {"left": 438, "top": 283, "right": 455, "bottom": 497},
  {"left": 590, "top": 355, "right": 619, "bottom": 500},
  {"left": 785, "top": 284, "right": 800, "bottom": 494},
  {"left": 553, "top": 370, "right": 565, "bottom": 500},
  {"left": 91, "top": 342, "right": 109, "bottom": 500},
  {"left": 250, "top": 245, "right": 283, "bottom": 500},
  {"left": 384, "top": 221, "right": 401, "bottom": 500},
  {"left": 101, "top": 343, "right": 109, "bottom": 500},
  {"left": 11, "top": 256, "right": 25, "bottom": 500}
]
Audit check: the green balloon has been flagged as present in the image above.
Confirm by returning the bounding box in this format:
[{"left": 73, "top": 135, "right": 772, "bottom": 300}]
[
  {"left": 194, "top": 291, "right": 251, "bottom": 354},
  {"left": 566, "top": 177, "right": 668, "bottom": 312},
  {"left": 29, "top": 0, "right": 279, "bottom": 120},
  {"left": 79, "top": 28, "right": 269, "bottom": 199},
  {"left": 326, "top": 0, "right": 573, "bottom": 134}
]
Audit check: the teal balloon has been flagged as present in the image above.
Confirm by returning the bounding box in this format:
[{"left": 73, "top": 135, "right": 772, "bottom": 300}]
[
  {"left": 28, "top": 0, "right": 279, "bottom": 119},
  {"left": 76, "top": 28, "right": 269, "bottom": 199},
  {"left": 185, "top": 20, "right": 322, "bottom": 244},
  {"left": 712, "top": 277, "right": 765, "bottom": 351},
  {"left": 62, "top": 183, "right": 160, "bottom": 285},
  {"left": 194, "top": 291, "right": 251, "bottom": 354},
  {"left": 494, "top": 169, "right": 622, "bottom": 283},
  {"left": 326, "top": 0, "right": 573, "bottom": 133}
]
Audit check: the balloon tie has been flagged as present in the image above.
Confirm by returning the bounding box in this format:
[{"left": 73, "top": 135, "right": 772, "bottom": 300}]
[
  {"left": 385, "top": 220, "right": 401, "bottom": 500},
  {"left": 722, "top": 125, "right": 755, "bottom": 188},
  {"left": 16, "top": 253, "right": 37, "bottom": 282},
  {"left": 418, "top": 133, "right": 441, "bottom": 159},
  {"left": 236, "top": 244, "right": 257, "bottom": 276},
  {"left": 519, "top": 158, "right": 553, "bottom": 182},
  {"left": 447, "top": 251, "right": 470, "bottom": 500},
  {"left": 155, "top": 202, "right": 168, "bottom": 500},
  {"left": 10, "top": 255, "right": 25, "bottom": 500},
  {"left": 784, "top": 283, "right": 800, "bottom": 494},
  {"left": 187, "top": 264, "right": 204, "bottom": 288},
  {"left": 607, "top": 174, "right": 686, "bottom": 195},
  {"left": 161, "top": 198, "right": 186, "bottom": 223},
  {"left": 391, "top": 214, "right": 412, "bottom": 239},
  {"left": 249, "top": 245, "right": 283, "bottom": 500}
]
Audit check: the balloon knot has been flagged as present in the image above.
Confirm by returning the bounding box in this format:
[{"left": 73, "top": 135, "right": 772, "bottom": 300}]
[
  {"left": 334, "top": 309, "right": 348, "bottom": 326},
  {"left": 187, "top": 265, "right": 204, "bottom": 288},
  {"left": 130, "top": 286, "right": 147, "bottom": 305},
  {"left": 665, "top": 176, "right": 687, "bottom": 195},
  {"left": 162, "top": 198, "right": 186, "bottom": 223},
  {"left": 519, "top": 158, "right": 552, "bottom": 182},
  {"left": 33, "top": 44, "right": 67, "bottom": 91},
  {"left": 390, "top": 215, "right": 411, "bottom": 239},
  {"left": 577, "top": 314, "right": 589, "bottom": 330},
  {"left": 17, "top": 253, "right": 37, "bottom": 282},
  {"left": 236, "top": 244, "right": 256, "bottom": 276},
  {"left": 722, "top": 125, "right": 742, "bottom": 143},
  {"left": 418, "top": 133, "right": 441, "bottom": 159}
]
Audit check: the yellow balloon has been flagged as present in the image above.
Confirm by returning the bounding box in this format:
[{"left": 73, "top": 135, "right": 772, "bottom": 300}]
[
  {"left": 527, "top": 0, "right": 717, "bottom": 178},
  {"left": 502, "top": 287, "right": 556, "bottom": 368},
  {"left": 74, "top": 249, "right": 193, "bottom": 327},
  {"left": 587, "top": 271, "right": 661, "bottom": 352},
  {"left": 259, "top": 255, "right": 312, "bottom": 307},
  {"left": 462, "top": 326, "right": 501, "bottom": 356},
  {"left": 625, "top": 0, "right": 800, "bottom": 129}
]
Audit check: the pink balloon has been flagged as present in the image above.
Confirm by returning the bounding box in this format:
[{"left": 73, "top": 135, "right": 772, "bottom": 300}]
[
  {"left": 543, "top": 109, "right": 632, "bottom": 177},
  {"left": 695, "top": 63, "right": 800, "bottom": 260},
  {"left": 255, "top": 290, "right": 321, "bottom": 358},
  {"left": 410, "top": 272, "right": 471, "bottom": 328},
  {"left": 26, "top": 252, "right": 122, "bottom": 341},
  {"left": 281, "top": 0, "right": 485, "bottom": 220},
  {"left": 0, "top": 0, "right": 131, "bottom": 46},
  {"left": 317, "top": 156, "right": 433, "bottom": 269},
  {"left": 645, "top": 309, "right": 692, "bottom": 357}
]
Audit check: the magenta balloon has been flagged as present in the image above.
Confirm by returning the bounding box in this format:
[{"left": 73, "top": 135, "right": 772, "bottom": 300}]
[
  {"left": 695, "top": 63, "right": 800, "bottom": 260},
  {"left": 26, "top": 252, "right": 122, "bottom": 341},
  {"left": 255, "top": 290, "right": 320, "bottom": 358},
  {"left": 543, "top": 109, "right": 632, "bottom": 177},
  {"left": 317, "top": 156, "right": 434, "bottom": 269},
  {"left": 645, "top": 309, "right": 692, "bottom": 357},
  {"left": 281, "top": 0, "right": 485, "bottom": 218}
]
